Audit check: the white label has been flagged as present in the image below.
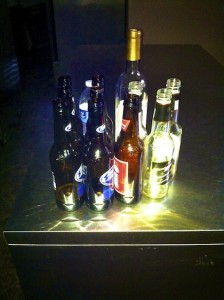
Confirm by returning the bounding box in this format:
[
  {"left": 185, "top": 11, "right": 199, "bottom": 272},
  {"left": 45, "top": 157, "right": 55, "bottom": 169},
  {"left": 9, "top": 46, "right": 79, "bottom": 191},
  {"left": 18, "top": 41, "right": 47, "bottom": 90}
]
[
  {"left": 65, "top": 122, "right": 71, "bottom": 132},
  {"left": 174, "top": 100, "right": 179, "bottom": 111},
  {"left": 51, "top": 172, "right": 56, "bottom": 190},
  {"left": 115, "top": 99, "right": 124, "bottom": 141},
  {"left": 96, "top": 124, "right": 106, "bottom": 133}
]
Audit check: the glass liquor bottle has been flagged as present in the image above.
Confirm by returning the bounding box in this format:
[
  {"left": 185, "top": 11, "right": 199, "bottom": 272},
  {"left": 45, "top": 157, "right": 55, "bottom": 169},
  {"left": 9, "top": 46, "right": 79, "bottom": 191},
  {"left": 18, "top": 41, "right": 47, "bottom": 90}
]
[
  {"left": 142, "top": 88, "right": 174, "bottom": 199},
  {"left": 85, "top": 98, "right": 113, "bottom": 212},
  {"left": 115, "top": 28, "right": 148, "bottom": 141},
  {"left": 166, "top": 78, "right": 182, "bottom": 178},
  {"left": 114, "top": 91, "right": 143, "bottom": 205}
]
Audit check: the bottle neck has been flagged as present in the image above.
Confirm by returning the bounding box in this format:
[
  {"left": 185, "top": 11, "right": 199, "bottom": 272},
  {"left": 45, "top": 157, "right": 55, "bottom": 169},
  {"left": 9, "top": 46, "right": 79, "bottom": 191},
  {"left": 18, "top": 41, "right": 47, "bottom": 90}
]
[
  {"left": 121, "top": 101, "right": 139, "bottom": 138},
  {"left": 170, "top": 95, "right": 179, "bottom": 123},
  {"left": 153, "top": 120, "right": 170, "bottom": 134},
  {"left": 53, "top": 99, "right": 67, "bottom": 144},
  {"left": 125, "top": 59, "right": 140, "bottom": 75},
  {"left": 88, "top": 102, "right": 105, "bottom": 139},
  {"left": 151, "top": 101, "right": 171, "bottom": 134}
]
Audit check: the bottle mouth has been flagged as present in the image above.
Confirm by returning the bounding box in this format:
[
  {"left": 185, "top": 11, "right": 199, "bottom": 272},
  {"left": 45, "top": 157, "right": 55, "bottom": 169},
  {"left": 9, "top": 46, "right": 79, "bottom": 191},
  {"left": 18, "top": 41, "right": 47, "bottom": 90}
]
[
  {"left": 166, "top": 78, "right": 181, "bottom": 89},
  {"left": 156, "top": 88, "right": 172, "bottom": 104}
]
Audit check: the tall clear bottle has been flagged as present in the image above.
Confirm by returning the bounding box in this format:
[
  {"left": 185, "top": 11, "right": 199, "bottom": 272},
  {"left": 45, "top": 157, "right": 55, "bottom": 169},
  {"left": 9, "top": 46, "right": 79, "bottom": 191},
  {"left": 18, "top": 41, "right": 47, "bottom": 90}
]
[
  {"left": 114, "top": 90, "right": 143, "bottom": 205},
  {"left": 115, "top": 28, "right": 148, "bottom": 141},
  {"left": 85, "top": 91, "right": 114, "bottom": 212},
  {"left": 142, "top": 88, "right": 174, "bottom": 199},
  {"left": 49, "top": 81, "right": 85, "bottom": 211},
  {"left": 166, "top": 78, "right": 182, "bottom": 179}
]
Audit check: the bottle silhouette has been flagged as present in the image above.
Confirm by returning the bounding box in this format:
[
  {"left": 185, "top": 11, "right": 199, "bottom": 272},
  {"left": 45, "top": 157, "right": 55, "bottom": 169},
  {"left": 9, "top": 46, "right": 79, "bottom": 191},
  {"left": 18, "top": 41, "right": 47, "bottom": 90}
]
[
  {"left": 49, "top": 76, "right": 85, "bottom": 211},
  {"left": 85, "top": 93, "right": 114, "bottom": 212},
  {"left": 142, "top": 88, "right": 174, "bottom": 199},
  {"left": 115, "top": 28, "right": 148, "bottom": 141},
  {"left": 114, "top": 90, "right": 143, "bottom": 205},
  {"left": 166, "top": 78, "right": 182, "bottom": 179}
]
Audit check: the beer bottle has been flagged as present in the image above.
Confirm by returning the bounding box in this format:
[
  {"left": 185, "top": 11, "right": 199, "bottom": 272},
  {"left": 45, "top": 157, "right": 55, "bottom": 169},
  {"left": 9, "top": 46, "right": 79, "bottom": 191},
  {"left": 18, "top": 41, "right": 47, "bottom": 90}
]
[
  {"left": 85, "top": 89, "right": 113, "bottom": 212},
  {"left": 114, "top": 88, "right": 143, "bottom": 205},
  {"left": 142, "top": 88, "right": 174, "bottom": 199},
  {"left": 49, "top": 78, "right": 85, "bottom": 211},
  {"left": 57, "top": 75, "right": 83, "bottom": 136},
  {"left": 166, "top": 78, "right": 182, "bottom": 179},
  {"left": 85, "top": 74, "right": 114, "bottom": 155}
]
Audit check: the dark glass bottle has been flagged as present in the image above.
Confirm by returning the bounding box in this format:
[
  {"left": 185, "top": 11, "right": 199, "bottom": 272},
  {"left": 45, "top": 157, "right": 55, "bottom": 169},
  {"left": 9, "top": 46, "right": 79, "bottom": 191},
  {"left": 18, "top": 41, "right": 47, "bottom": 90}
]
[
  {"left": 57, "top": 75, "right": 83, "bottom": 136},
  {"left": 85, "top": 97, "right": 113, "bottom": 212},
  {"left": 114, "top": 92, "right": 143, "bottom": 205},
  {"left": 49, "top": 78, "right": 85, "bottom": 211}
]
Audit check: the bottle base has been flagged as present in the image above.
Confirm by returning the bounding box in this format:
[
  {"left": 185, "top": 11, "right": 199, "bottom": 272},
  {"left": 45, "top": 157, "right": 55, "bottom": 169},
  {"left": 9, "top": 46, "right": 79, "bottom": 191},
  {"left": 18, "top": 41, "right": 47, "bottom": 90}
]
[{"left": 114, "top": 191, "right": 140, "bottom": 206}]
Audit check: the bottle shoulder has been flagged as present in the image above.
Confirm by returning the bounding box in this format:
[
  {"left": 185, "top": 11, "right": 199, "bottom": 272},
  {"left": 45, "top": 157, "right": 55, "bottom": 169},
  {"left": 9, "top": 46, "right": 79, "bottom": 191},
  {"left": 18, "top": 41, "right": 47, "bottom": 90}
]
[{"left": 170, "top": 122, "right": 182, "bottom": 135}]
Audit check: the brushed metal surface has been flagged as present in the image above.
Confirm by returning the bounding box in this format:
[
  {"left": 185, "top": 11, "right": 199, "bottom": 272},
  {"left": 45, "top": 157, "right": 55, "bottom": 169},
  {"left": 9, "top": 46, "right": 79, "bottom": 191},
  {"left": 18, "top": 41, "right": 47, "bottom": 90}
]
[{"left": 4, "top": 45, "right": 224, "bottom": 245}]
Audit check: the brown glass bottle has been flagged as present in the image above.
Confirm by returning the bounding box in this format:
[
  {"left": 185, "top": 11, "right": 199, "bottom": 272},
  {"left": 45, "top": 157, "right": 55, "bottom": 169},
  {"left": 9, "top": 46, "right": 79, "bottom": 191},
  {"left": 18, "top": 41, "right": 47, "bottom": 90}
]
[
  {"left": 49, "top": 84, "right": 85, "bottom": 211},
  {"left": 114, "top": 93, "right": 143, "bottom": 205}
]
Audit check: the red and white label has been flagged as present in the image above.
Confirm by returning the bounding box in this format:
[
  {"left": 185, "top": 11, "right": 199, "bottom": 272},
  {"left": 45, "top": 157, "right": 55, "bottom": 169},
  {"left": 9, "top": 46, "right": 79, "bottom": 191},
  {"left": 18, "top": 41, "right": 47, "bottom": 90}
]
[
  {"left": 114, "top": 156, "right": 128, "bottom": 195},
  {"left": 121, "top": 119, "right": 130, "bottom": 131}
]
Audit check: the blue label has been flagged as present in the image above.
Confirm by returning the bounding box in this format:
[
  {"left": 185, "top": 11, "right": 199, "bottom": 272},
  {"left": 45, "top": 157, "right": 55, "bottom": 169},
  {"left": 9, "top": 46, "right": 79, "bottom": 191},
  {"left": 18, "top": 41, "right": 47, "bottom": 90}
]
[
  {"left": 80, "top": 109, "right": 88, "bottom": 123},
  {"left": 103, "top": 186, "right": 114, "bottom": 200},
  {"left": 100, "top": 166, "right": 113, "bottom": 186}
]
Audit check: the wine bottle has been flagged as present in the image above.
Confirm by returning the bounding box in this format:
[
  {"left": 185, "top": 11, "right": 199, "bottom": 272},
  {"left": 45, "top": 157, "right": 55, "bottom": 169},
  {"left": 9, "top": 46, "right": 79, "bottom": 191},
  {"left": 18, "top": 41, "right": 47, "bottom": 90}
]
[{"left": 115, "top": 28, "right": 148, "bottom": 141}]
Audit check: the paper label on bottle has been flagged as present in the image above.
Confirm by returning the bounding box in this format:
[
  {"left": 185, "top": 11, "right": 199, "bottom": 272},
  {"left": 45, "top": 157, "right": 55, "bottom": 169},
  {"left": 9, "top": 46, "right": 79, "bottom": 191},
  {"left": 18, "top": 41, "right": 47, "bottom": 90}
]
[
  {"left": 65, "top": 122, "right": 72, "bottom": 132},
  {"left": 142, "top": 92, "right": 148, "bottom": 128},
  {"left": 100, "top": 165, "right": 114, "bottom": 187},
  {"left": 174, "top": 100, "right": 179, "bottom": 111},
  {"left": 74, "top": 164, "right": 87, "bottom": 182},
  {"left": 74, "top": 164, "right": 87, "bottom": 197},
  {"left": 96, "top": 124, "right": 106, "bottom": 133},
  {"left": 121, "top": 119, "right": 130, "bottom": 131},
  {"left": 114, "top": 156, "right": 128, "bottom": 195},
  {"left": 79, "top": 105, "right": 89, "bottom": 123},
  {"left": 151, "top": 161, "right": 172, "bottom": 185},
  {"left": 115, "top": 99, "right": 124, "bottom": 141},
  {"left": 51, "top": 171, "right": 56, "bottom": 190}
]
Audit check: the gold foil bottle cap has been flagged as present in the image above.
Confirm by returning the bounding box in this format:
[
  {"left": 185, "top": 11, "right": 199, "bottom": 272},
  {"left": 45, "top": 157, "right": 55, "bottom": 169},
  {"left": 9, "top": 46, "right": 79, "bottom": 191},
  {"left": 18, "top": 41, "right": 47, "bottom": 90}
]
[{"left": 126, "top": 29, "right": 141, "bottom": 61}]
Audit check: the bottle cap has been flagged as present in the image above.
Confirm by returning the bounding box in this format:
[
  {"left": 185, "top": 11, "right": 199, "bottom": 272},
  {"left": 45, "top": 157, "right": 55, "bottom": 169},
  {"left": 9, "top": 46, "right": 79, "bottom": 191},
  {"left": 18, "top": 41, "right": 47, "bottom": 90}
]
[{"left": 127, "top": 29, "right": 141, "bottom": 61}]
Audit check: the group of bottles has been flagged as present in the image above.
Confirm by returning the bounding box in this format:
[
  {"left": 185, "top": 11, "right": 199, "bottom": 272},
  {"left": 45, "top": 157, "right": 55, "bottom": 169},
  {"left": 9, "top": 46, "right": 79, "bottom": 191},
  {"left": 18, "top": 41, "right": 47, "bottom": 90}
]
[
  {"left": 49, "top": 28, "right": 182, "bottom": 213},
  {"left": 114, "top": 28, "right": 182, "bottom": 202},
  {"left": 49, "top": 74, "right": 114, "bottom": 212}
]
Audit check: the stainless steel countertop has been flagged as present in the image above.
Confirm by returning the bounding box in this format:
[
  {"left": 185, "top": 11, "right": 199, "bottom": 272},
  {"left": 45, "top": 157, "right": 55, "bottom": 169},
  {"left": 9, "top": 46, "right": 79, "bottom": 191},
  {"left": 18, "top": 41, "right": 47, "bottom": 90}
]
[{"left": 4, "top": 45, "right": 224, "bottom": 245}]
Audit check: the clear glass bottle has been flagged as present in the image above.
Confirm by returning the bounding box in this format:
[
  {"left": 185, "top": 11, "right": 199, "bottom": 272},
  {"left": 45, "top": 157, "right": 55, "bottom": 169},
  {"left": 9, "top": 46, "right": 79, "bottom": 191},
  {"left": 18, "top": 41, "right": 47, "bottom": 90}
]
[
  {"left": 142, "top": 88, "right": 174, "bottom": 199},
  {"left": 115, "top": 28, "right": 148, "bottom": 141},
  {"left": 114, "top": 91, "right": 143, "bottom": 205},
  {"left": 79, "top": 79, "right": 92, "bottom": 136},
  {"left": 166, "top": 78, "right": 182, "bottom": 179}
]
